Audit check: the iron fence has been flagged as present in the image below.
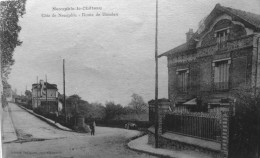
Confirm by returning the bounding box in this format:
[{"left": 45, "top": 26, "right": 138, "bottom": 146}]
[{"left": 164, "top": 112, "right": 222, "bottom": 142}]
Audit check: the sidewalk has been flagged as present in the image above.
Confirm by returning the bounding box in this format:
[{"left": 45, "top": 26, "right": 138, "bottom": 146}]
[
  {"left": 18, "top": 105, "right": 72, "bottom": 131},
  {"left": 127, "top": 135, "right": 213, "bottom": 158},
  {"left": 2, "top": 106, "right": 17, "bottom": 143}
]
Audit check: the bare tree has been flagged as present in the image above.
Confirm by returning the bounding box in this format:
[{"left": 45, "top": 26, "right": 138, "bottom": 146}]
[{"left": 128, "top": 93, "right": 147, "bottom": 114}]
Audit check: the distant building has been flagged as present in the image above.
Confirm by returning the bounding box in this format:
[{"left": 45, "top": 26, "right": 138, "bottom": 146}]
[
  {"left": 32, "top": 80, "right": 58, "bottom": 113},
  {"left": 159, "top": 4, "right": 260, "bottom": 112}
]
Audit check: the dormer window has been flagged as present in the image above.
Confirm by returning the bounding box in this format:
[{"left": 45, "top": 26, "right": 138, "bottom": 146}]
[{"left": 215, "top": 28, "right": 230, "bottom": 45}]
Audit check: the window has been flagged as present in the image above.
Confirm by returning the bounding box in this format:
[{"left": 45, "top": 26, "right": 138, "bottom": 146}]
[
  {"left": 215, "top": 28, "right": 229, "bottom": 48},
  {"left": 176, "top": 69, "right": 189, "bottom": 92},
  {"left": 213, "top": 59, "right": 231, "bottom": 90}
]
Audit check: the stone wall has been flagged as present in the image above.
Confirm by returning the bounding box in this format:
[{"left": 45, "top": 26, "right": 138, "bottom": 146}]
[{"left": 148, "top": 99, "right": 170, "bottom": 135}]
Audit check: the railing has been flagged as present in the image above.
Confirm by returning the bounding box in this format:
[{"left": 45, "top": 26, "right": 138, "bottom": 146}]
[
  {"left": 214, "top": 82, "right": 229, "bottom": 91},
  {"left": 164, "top": 112, "right": 222, "bottom": 142},
  {"left": 218, "top": 41, "right": 228, "bottom": 49}
]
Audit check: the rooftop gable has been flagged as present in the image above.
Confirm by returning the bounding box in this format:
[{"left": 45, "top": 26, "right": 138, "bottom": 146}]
[
  {"left": 159, "top": 4, "right": 260, "bottom": 57},
  {"left": 32, "top": 82, "right": 58, "bottom": 90}
]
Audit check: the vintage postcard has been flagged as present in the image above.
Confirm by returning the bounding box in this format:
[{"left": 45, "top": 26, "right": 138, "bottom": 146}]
[{"left": 1, "top": 0, "right": 260, "bottom": 158}]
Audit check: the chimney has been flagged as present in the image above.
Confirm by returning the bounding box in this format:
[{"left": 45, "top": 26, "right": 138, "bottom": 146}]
[{"left": 186, "top": 28, "right": 194, "bottom": 42}]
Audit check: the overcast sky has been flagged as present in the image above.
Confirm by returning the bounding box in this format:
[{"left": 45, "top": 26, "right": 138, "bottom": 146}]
[{"left": 8, "top": 0, "right": 260, "bottom": 105}]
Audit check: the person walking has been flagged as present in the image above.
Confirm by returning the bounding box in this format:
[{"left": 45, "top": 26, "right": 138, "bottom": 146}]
[
  {"left": 55, "top": 110, "right": 58, "bottom": 124},
  {"left": 93, "top": 121, "right": 96, "bottom": 135},
  {"left": 90, "top": 121, "right": 95, "bottom": 136}
]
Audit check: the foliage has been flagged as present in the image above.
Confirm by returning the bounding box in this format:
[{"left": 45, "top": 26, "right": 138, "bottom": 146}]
[
  {"left": 114, "top": 113, "right": 149, "bottom": 121},
  {"left": 128, "top": 93, "right": 148, "bottom": 114},
  {"left": 0, "top": 0, "right": 26, "bottom": 80},
  {"left": 65, "top": 95, "right": 106, "bottom": 120},
  {"left": 229, "top": 85, "right": 260, "bottom": 158},
  {"left": 25, "top": 90, "right": 31, "bottom": 98},
  {"left": 95, "top": 120, "right": 152, "bottom": 129},
  {"left": 86, "top": 102, "right": 106, "bottom": 120},
  {"left": 2, "top": 81, "right": 11, "bottom": 107},
  {"left": 66, "top": 94, "right": 88, "bottom": 117},
  {"left": 105, "top": 101, "right": 124, "bottom": 120}
]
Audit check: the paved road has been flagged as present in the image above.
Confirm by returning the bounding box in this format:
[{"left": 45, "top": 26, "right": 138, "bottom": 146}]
[{"left": 3, "top": 103, "right": 158, "bottom": 158}]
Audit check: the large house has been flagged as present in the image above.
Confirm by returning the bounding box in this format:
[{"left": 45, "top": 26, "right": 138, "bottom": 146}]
[
  {"left": 147, "top": 4, "right": 260, "bottom": 156},
  {"left": 32, "top": 80, "right": 59, "bottom": 113},
  {"left": 159, "top": 4, "right": 260, "bottom": 111}
]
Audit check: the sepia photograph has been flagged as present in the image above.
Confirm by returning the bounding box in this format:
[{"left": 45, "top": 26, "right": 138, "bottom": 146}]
[{"left": 1, "top": 0, "right": 260, "bottom": 157}]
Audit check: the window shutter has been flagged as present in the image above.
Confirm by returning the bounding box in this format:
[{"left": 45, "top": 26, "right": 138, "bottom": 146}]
[{"left": 177, "top": 72, "right": 182, "bottom": 90}]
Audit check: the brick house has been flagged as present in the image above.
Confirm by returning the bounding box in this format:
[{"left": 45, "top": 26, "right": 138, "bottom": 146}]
[
  {"left": 32, "top": 80, "right": 59, "bottom": 113},
  {"left": 159, "top": 4, "right": 260, "bottom": 111}
]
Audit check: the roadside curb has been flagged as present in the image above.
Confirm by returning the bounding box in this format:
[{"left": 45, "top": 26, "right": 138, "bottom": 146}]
[
  {"left": 126, "top": 134, "right": 173, "bottom": 158},
  {"left": 127, "top": 135, "right": 213, "bottom": 158},
  {"left": 17, "top": 104, "right": 73, "bottom": 132},
  {"left": 2, "top": 106, "right": 18, "bottom": 143}
]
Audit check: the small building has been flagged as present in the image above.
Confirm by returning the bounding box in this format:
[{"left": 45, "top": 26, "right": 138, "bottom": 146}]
[
  {"left": 32, "top": 80, "right": 58, "bottom": 113},
  {"left": 159, "top": 4, "right": 260, "bottom": 112}
]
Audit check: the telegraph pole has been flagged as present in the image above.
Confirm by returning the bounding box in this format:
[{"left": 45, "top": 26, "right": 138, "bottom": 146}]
[
  {"left": 154, "top": 0, "right": 159, "bottom": 148},
  {"left": 63, "top": 59, "right": 67, "bottom": 122},
  {"left": 36, "top": 76, "right": 38, "bottom": 108},
  {"left": 45, "top": 75, "right": 48, "bottom": 112}
]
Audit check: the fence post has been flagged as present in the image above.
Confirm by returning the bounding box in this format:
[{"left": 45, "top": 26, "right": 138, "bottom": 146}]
[
  {"left": 158, "top": 100, "right": 170, "bottom": 135},
  {"left": 148, "top": 101, "right": 155, "bottom": 124},
  {"left": 221, "top": 111, "right": 230, "bottom": 158},
  {"left": 148, "top": 99, "right": 170, "bottom": 147}
]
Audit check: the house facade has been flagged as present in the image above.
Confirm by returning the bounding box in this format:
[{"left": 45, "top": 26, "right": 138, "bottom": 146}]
[
  {"left": 159, "top": 4, "right": 260, "bottom": 111},
  {"left": 32, "top": 80, "right": 58, "bottom": 113}
]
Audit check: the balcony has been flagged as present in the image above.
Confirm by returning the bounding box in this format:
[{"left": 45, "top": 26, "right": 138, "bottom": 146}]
[{"left": 214, "top": 82, "right": 229, "bottom": 91}]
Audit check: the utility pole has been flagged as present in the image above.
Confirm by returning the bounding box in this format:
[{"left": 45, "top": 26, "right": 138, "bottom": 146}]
[
  {"left": 154, "top": 0, "right": 159, "bottom": 148},
  {"left": 36, "top": 76, "right": 38, "bottom": 108},
  {"left": 255, "top": 37, "right": 260, "bottom": 158},
  {"left": 63, "top": 59, "right": 67, "bottom": 122},
  {"left": 45, "top": 75, "right": 48, "bottom": 113}
]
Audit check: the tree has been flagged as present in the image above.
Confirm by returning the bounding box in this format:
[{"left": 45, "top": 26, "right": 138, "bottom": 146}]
[
  {"left": 128, "top": 93, "right": 148, "bottom": 114},
  {"left": 24, "top": 89, "right": 31, "bottom": 103},
  {"left": 87, "top": 102, "right": 106, "bottom": 120},
  {"left": 105, "top": 101, "right": 124, "bottom": 120},
  {"left": 66, "top": 94, "right": 83, "bottom": 116},
  {"left": 25, "top": 90, "right": 31, "bottom": 98},
  {"left": 0, "top": 0, "right": 27, "bottom": 107},
  {"left": 229, "top": 84, "right": 260, "bottom": 158},
  {"left": 0, "top": 0, "right": 26, "bottom": 69}
]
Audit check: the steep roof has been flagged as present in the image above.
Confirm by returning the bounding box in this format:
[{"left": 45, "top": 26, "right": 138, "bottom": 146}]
[
  {"left": 159, "top": 4, "right": 260, "bottom": 57},
  {"left": 32, "top": 82, "right": 57, "bottom": 90},
  {"left": 217, "top": 4, "right": 260, "bottom": 29}
]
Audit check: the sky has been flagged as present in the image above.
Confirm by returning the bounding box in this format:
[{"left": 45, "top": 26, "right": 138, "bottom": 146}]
[{"left": 8, "top": 0, "right": 260, "bottom": 106}]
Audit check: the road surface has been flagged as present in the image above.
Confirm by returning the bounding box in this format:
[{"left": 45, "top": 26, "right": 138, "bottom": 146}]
[{"left": 3, "top": 102, "right": 158, "bottom": 158}]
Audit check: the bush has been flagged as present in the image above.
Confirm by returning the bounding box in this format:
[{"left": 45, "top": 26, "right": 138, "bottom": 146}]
[
  {"left": 95, "top": 120, "right": 152, "bottom": 129},
  {"left": 229, "top": 86, "right": 260, "bottom": 158}
]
